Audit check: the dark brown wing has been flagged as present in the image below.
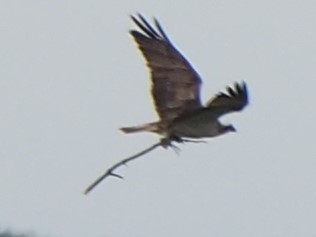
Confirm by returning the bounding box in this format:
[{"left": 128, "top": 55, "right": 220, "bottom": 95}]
[
  {"left": 130, "top": 14, "right": 202, "bottom": 124},
  {"left": 206, "top": 82, "right": 248, "bottom": 117}
]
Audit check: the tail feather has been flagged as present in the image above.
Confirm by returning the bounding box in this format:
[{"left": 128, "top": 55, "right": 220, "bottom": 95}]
[{"left": 120, "top": 122, "right": 160, "bottom": 134}]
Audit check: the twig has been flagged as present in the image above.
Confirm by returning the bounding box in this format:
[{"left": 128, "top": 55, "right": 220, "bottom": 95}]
[
  {"left": 83, "top": 137, "right": 206, "bottom": 195},
  {"left": 84, "top": 141, "right": 163, "bottom": 195}
]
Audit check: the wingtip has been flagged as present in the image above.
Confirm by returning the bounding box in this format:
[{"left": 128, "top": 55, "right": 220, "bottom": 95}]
[
  {"left": 130, "top": 12, "right": 142, "bottom": 19},
  {"left": 243, "top": 82, "right": 249, "bottom": 105},
  {"left": 237, "top": 81, "right": 249, "bottom": 106},
  {"left": 137, "top": 12, "right": 144, "bottom": 18},
  {"left": 153, "top": 17, "right": 160, "bottom": 25},
  {"left": 234, "top": 81, "right": 248, "bottom": 94},
  {"left": 129, "top": 29, "right": 137, "bottom": 35},
  {"left": 130, "top": 14, "right": 138, "bottom": 24},
  {"left": 241, "top": 81, "right": 247, "bottom": 90}
]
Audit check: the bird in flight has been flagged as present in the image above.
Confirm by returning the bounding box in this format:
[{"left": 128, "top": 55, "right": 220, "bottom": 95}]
[{"left": 84, "top": 14, "right": 248, "bottom": 194}]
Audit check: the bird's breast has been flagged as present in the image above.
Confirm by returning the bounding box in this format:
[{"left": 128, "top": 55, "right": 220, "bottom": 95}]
[{"left": 170, "top": 114, "right": 220, "bottom": 138}]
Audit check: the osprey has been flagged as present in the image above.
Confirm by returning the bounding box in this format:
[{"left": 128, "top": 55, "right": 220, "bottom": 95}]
[
  {"left": 121, "top": 14, "right": 248, "bottom": 143},
  {"left": 84, "top": 14, "right": 248, "bottom": 194}
]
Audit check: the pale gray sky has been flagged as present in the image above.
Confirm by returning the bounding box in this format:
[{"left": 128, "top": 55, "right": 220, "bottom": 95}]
[{"left": 0, "top": 1, "right": 315, "bottom": 237}]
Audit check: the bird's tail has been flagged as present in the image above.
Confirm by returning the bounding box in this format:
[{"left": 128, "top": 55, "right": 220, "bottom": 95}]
[{"left": 120, "top": 122, "right": 160, "bottom": 134}]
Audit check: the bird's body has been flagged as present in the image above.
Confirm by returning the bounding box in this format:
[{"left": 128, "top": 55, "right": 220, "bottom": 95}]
[
  {"left": 169, "top": 109, "right": 232, "bottom": 138},
  {"left": 120, "top": 14, "right": 249, "bottom": 143},
  {"left": 122, "top": 107, "right": 236, "bottom": 139}
]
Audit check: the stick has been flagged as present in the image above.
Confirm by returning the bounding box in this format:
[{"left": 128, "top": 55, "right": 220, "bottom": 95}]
[{"left": 84, "top": 141, "right": 163, "bottom": 195}]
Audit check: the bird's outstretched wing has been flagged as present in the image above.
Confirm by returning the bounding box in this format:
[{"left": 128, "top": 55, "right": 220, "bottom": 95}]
[
  {"left": 206, "top": 82, "right": 248, "bottom": 117},
  {"left": 130, "top": 14, "right": 202, "bottom": 124}
]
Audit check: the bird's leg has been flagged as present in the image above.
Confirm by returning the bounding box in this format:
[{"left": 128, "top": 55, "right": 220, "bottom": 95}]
[
  {"left": 160, "top": 137, "right": 181, "bottom": 154},
  {"left": 170, "top": 143, "right": 181, "bottom": 154},
  {"left": 161, "top": 135, "right": 206, "bottom": 148},
  {"left": 160, "top": 137, "right": 176, "bottom": 148}
]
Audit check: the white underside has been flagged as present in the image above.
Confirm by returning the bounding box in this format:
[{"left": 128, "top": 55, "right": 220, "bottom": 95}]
[{"left": 170, "top": 115, "right": 222, "bottom": 138}]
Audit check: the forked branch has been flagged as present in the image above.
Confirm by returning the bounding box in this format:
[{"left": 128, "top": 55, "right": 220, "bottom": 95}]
[
  {"left": 84, "top": 140, "right": 164, "bottom": 195},
  {"left": 83, "top": 137, "right": 206, "bottom": 195}
]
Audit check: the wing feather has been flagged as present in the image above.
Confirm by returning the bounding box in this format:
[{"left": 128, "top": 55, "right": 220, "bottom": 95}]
[
  {"left": 206, "top": 82, "right": 248, "bottom": 117},
  {"left": 130, "top": 14, "right": 202, "bottom": 124}
]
